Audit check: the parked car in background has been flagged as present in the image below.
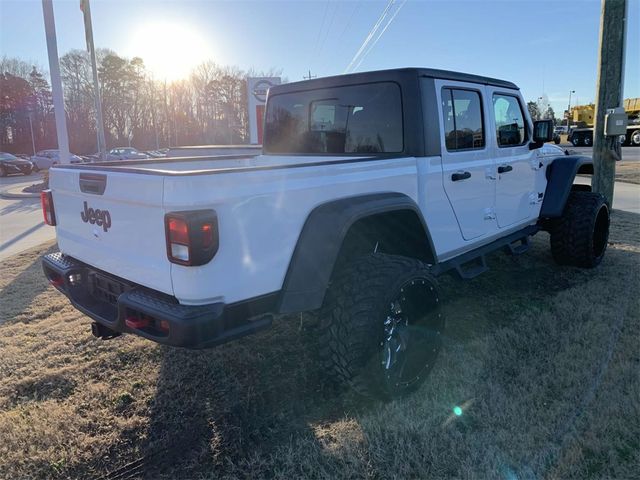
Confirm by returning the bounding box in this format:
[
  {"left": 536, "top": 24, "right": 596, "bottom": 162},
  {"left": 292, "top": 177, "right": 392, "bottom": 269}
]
[
  {"left": 31, "top": 149, "right": 83, "bottom": 171},
  {"left": 143, "top": 150, "right": 167, "bottom": 158},
  {"left": 0, "top": 152, "right": 34, "bottom": 176},
  {"left": 107, "top": 147, "right": 149, "bottom": 161}
]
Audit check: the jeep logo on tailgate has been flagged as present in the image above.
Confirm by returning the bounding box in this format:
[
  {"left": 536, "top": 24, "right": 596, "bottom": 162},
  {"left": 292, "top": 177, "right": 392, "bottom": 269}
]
[{"left": 81, "top": 201, "right": 112, "bottom": 232}]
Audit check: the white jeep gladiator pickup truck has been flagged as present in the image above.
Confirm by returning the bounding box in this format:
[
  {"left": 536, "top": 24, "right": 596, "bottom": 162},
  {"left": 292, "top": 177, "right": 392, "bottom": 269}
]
[{"left": 42, "top": 68, "right": 609, "bottom": 400}]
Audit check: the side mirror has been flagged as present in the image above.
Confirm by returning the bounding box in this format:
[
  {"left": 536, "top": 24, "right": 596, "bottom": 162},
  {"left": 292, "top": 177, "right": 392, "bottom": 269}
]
[
  {"left": 530, "top": 119, "right": 554, "bottom": 149},
  {"left": 534, "top": 119, "right": 554, "bottom": 142}
]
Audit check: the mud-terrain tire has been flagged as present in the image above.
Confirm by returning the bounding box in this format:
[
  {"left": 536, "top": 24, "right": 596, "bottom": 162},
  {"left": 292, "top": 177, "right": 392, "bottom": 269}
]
[
  {"left": 318, "top": 253, "right": 444, "bottom": 401},
  {"left": 550, "top": 191, "right": 610, "bottom": 268}
]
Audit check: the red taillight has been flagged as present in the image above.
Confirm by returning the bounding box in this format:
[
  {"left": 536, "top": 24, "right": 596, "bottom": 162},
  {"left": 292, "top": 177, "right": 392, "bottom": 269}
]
[
  {"left": 168, "top": 217, "right": 189, "bottom": 244},
  {"left": 201, "top": 223, "right": 214, "bottom": 249},
  {"left": 165, "top": 210, "right": 218, "bottom": 266},
  {"left": 167, "top": 216, "right": 190, "bottom": 263},
  {"left": 41, "top": 190, "right": 56, "bottom": 226}
]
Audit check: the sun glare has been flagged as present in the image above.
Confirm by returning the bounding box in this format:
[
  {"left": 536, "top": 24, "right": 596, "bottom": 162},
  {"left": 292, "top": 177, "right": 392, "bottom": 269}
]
[{"left": 128, "top": 21, "right": 213, "bottom": 81}]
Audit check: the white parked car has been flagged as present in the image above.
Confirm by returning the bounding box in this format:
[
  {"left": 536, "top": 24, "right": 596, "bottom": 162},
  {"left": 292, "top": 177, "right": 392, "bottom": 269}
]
[
  {"left": 107, "top": 147, "right": 149, "bottom": 161},
  {"left": 42, "top": 68, "right": 609, "bottom": 401},
  {"left": 30, "top": 149, "right": 83, "bottom": 171}
]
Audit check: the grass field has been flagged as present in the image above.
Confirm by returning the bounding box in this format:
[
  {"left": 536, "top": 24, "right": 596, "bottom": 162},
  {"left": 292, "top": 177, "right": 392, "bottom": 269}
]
[
  {"left": 615, "top": 162, "right": 640, "bottom": 185},
  {"left": 1, "top": 210, "right": 639, "bottom": 479}
]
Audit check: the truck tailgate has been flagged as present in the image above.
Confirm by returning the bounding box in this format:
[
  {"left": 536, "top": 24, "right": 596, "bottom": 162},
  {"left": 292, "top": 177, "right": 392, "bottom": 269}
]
[{"left": 50, "top": 169, "right": 173, "bottom": 295}]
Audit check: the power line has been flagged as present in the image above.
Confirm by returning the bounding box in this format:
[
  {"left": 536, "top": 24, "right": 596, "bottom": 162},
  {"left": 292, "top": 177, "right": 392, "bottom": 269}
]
[
  {"left": 337, "top": 1, "right": 362, "bottom": 45},
  {"left": 316, "top": 2, "right": 339, "bottom": 64},
  {"left": 351, "top": 0, "right": 407, "bottom": 72},
  {"left": 311, "top": 1, "right": 330, "bottom": 62},
  {"left": 344, "top": 0, "right": 395, "bottom": 74}
]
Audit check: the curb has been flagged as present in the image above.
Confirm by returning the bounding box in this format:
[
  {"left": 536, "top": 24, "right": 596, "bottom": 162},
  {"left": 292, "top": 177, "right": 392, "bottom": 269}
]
[{"left": 0, "top": 186, "right": 41, "bottom": 199}]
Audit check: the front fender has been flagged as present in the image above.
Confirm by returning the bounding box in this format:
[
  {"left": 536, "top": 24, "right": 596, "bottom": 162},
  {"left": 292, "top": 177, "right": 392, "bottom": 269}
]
[{"left": 540, "top": 155, "right": 593, "bottom": 218}]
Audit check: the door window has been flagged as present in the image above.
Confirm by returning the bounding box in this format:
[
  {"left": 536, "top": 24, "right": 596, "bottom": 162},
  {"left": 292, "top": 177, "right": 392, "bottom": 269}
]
[
  {"left": 493, "top": 94, "right": 527, "bottom": 147},
  {"left": 441, "top": 88, "right": 485, "bottom": 151}
]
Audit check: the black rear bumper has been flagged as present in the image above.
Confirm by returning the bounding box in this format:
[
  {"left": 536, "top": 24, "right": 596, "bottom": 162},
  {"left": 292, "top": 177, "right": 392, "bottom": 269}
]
[{"left": 42, "top": 252, "right": 273, "bottom": 348}]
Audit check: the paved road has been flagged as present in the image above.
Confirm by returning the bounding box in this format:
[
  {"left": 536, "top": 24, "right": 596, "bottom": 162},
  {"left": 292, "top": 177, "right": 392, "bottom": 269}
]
[
  {"left": 0, "top": 173, "right": 56, "bottom": 261},
  {"left": 561, "top": 144, "right": 640, "bottom": 162}
]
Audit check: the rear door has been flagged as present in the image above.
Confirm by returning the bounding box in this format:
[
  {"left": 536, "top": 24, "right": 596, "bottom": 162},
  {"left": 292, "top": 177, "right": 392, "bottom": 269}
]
[
  {"left": 436, "top": 81, "right": 496, "bottom": 241},
  {"left": 50, "top": 168, "right": 173, "bottom": 295},
  {"left": 487, "top": 89, "right": 539, "bottom": 228}
]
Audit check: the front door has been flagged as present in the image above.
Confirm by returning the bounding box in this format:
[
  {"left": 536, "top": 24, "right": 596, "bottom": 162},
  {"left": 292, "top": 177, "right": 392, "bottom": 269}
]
[
  {"left": 488, "top": 90, "right": 539, "bottom": 228},
  {"left": 437, "top": 81, "right": 496, "bottom": 241}
]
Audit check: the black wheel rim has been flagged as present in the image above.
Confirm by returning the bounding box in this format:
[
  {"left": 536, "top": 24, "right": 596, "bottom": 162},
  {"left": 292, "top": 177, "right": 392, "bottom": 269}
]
[{"left": 381, "top": 278, "right": 443, "bottom": 390}]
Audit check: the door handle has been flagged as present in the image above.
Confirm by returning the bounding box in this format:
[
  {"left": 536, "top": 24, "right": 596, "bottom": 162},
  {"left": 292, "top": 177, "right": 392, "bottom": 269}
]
[
  {"left": 451, "top": 171, "right": 471, "bottom": 182},
  {"left": 498, "top": 165, "right": 513, "bottom": 174}
]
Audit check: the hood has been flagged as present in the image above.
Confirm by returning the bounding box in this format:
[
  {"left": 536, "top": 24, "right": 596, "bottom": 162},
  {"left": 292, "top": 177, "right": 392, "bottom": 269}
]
[{"left": 540, "top": 143, "right": 566, "bottom": 158}]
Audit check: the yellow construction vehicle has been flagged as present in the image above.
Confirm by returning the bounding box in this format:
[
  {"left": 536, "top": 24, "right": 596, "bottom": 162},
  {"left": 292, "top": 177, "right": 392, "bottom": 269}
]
[{"left": 568, "top": 98, "right": 640, "bottom": 146}]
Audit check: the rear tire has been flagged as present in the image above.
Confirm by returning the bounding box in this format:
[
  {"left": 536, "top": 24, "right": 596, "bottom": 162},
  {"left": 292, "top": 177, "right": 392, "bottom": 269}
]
[
  {"left": 584, "top": 136, "right": 592, "bottom": 146},
  {"left": 550, "top": 191, "right": 610, "bottom": 268},
  {"left": 318, "top": 253, "right": 444, "bottom": 401},
  {"left": 571, "top": 136, "right": 581, "bottom": 147},
  {"left": 631, "top": 130, "right": 640, "bottom": 146}
]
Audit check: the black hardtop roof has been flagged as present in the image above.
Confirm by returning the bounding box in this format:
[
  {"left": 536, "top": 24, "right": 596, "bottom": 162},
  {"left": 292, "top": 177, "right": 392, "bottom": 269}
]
[{"left": 269, "top": 67, "right": 519, "bottom": 95}]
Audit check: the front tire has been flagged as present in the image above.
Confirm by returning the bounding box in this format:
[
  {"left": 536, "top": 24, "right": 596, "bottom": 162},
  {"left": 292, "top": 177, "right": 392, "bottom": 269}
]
[
  {"left": 631, "top": 130, "right": 640, "bottom": 146},
  {"left": 583, "top": 136, "right": 592, "bottom": 146},
  {"left": 319, "top": 253, "right": 444, "bottom": 401},
  {"left": 571, "top": 136, "right": 581, "bottom": 147},
  {"left": 550, "top": 191, "right": 610, "bottom": 268}
]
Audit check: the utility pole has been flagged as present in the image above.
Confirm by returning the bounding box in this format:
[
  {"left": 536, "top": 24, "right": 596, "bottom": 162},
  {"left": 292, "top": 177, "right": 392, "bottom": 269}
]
[
  {"left": 28, "top": 113, "right": 36, "bottom": 155},
  {"left": 80, "top": 0, "right": 107, "bottom": 160},
  {"left": 566, "top": 90, "right": 575, "bottom": 128},
  {"left": 592, "top": 0, "right": 628, "bottom": 206},
  {"left": 42, "top": 0, "right": 71, "bottom": 164},
  {"left": 304, "top": 69, "right": 317, "bottom": 80}
]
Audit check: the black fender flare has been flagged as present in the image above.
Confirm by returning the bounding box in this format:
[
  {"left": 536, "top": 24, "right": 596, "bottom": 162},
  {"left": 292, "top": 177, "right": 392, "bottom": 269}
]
[
  {"left": 277, "top": 192, "right": 435, "bottom": 314},
  {"left": 540, "top": 155, "right": 593, "bottom": 218}
]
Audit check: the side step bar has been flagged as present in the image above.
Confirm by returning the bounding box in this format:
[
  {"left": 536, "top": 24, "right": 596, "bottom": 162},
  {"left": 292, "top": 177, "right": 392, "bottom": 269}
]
[
  {"left": 431, "top": 225, "right": 539, "bottom": 280},
  {"left": 453, "top": 255, "right": 488, "bottom": 280}
]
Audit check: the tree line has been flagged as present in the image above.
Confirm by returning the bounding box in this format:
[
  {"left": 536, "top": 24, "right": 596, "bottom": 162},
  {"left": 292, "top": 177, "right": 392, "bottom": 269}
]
[
  {"left": 527, "top": 101, "right": 557, "bottom": 124},
  {"left": 1, "top": 52, "right": 281, "bottom": 155}
]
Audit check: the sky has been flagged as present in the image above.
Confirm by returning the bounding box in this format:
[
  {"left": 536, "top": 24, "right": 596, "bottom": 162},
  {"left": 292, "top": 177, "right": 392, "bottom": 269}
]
[{"left": 1, "top": 0, "right": 639, "bottom": 116}]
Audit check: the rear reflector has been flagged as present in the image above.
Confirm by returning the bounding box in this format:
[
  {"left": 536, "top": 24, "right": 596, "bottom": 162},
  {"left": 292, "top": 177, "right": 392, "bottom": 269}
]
[
  {"left": 125, "top": 315, "right": 150, "bottom": 329},
  {"left": 41, "top": 190, "right": 56, "bottom": 226},
  {"left": 49, "top": 273, "right": 64, "bottom": 287},
  {"left": 165, "top": 210, "right": 218, "bottom": 266}
]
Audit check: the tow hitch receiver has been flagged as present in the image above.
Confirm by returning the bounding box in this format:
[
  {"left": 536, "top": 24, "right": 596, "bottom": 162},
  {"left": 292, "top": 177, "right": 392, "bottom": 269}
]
[{"left": 91, "top": 322, "right": 121, "bottom": 340}]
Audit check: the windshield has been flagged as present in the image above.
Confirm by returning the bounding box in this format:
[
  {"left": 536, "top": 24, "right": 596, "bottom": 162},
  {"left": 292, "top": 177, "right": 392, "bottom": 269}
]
[
  {"left": 0, "top": 153, "right": 18, "bottom": 161},
  {"left": 264, "top": 82, "right": 403, "bottom": 154}
]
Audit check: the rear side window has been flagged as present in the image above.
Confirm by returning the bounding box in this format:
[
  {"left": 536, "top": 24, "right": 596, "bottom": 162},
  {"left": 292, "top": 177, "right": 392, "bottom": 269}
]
[
  {"left": 493, "top": 94, "right": 527, "bottom": 147},
  {"left": 441, "top": 88, "right": 485, "bottom": 151},
  {"left": 264, "top": 82, "right": 403, "bottom": 154}
]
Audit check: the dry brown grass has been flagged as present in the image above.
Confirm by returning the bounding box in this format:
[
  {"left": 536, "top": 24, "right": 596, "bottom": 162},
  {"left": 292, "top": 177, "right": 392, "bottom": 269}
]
[
  {"left": 616, "top": 162, "right": 640, "bottom": 185},
  {"left": 1, "top": 211, "right": 639, "bottom": 479}
]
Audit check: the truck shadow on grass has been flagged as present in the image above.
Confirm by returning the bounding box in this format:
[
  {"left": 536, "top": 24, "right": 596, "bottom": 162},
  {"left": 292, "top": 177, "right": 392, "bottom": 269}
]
[
  {"left": 109, "top": 211, "right": 639, "bottom": 479},
  {"left": 131, "top": 318, "right": 355, "bottom": 479},
  {"left": 0, "top": 242, "right": 58, "bottom": 325}
]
